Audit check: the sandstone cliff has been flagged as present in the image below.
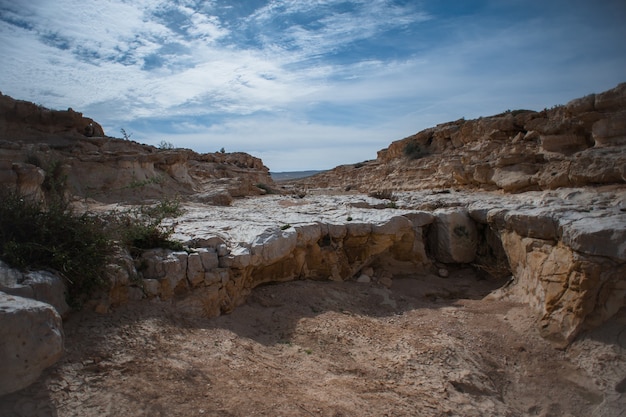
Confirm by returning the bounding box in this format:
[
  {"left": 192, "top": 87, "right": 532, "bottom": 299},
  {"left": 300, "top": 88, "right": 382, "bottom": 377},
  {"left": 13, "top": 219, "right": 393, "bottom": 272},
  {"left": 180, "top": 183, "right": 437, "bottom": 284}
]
[
  {"left": 298, "top": 83, "right": 626, "bottom": 193},
  {"left": 0, "top": 93, "right": 274, "bottom": 203}
]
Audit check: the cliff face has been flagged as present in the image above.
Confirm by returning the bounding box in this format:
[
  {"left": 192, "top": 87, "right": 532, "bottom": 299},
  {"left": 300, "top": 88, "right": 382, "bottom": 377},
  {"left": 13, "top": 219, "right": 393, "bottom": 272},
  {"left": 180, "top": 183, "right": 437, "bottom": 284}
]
[
  {"left": 0, "top": 94, "right": 273, "bottom": 203},
  {"left": 300, "top": 83, "right": 626, "bottom": 193},
  {"left": 0, "top": 92, "right": 105, "bottom": 140}
]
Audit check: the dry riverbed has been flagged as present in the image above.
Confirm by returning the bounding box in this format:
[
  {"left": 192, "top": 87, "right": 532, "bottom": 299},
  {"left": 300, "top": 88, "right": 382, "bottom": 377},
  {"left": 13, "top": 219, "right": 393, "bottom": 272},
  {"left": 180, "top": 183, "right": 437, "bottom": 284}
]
[{"left": 1, "top": 267, "right": 624, "bottom": 417}]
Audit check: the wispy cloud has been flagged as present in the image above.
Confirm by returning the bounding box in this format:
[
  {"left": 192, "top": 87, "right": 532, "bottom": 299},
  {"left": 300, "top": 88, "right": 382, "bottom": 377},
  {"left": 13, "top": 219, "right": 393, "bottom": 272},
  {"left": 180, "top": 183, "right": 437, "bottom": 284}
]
[{"left": 1, "top": 0, "right": 625, "bottom": 171}]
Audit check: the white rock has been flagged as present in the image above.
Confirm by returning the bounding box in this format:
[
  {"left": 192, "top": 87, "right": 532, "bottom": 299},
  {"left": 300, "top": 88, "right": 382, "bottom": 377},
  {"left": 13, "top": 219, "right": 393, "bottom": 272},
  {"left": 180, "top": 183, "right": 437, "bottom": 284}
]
[
  {"left": 0, "top": 292, "right": 64, "bottom": 396},
  {"left": 356, "top": 274, "right": 371, "bottom": 283},
  {"left": 22, "top": 270, "right": 70, "bottom": 318},
  {"left": 217, "top": 244, "right": 229, "bottom": 257}
]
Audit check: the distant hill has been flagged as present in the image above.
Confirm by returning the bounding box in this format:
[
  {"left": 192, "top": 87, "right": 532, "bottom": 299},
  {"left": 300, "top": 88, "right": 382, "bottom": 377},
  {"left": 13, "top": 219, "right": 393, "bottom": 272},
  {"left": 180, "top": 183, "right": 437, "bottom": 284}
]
[{"left": 270, "top": 170, "right": 325, "bottom": 181}]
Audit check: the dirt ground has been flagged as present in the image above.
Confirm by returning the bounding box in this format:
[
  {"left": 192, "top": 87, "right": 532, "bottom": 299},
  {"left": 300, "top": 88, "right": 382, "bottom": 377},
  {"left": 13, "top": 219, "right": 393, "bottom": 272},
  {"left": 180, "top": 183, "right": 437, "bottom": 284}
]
[{"left": 1, "top": 267, "right": 625, "bottom": 417}]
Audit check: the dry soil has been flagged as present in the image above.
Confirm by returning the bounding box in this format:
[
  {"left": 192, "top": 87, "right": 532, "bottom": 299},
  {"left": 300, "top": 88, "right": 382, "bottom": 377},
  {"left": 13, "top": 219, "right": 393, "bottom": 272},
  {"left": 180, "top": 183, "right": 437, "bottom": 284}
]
[{"left": 1, "top": 267, "right": 625, "bottom": 417}]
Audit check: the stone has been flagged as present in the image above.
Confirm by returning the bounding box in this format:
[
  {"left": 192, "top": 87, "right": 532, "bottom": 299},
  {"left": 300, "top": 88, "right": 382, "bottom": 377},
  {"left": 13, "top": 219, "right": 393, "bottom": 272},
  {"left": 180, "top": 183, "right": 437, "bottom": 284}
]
[
  {"left": 560, "top": 214, "right": 626, "bottom": 262},
  {"left": 186, "top": 252, "right": 205, "bottom": 287},
  {"left": 142, "top": 279, "right": 160, "bottom": 297},
  {"left": 438, "top": 268, "right": 450, "bottom": 278},
  {"left": 540, "top": 134, "right": 590, "bottom": 154},
  {"left": 22, "top": 271, "right": 70, "bottom": 318},
  {"left": 430, "top": 209, "right": 478, "bottom": 263},
  {"left": 193, "top": 189, "right": 233, "bottom": 206},
  {"left": 217, "top": 244, "right": 229, "bottom": 257},
  {"left": 0, "top": 263, "right": 70, "bottom": 318},
  {"left": 220, "top": 246, "right": 252, "bottom": 269},
  {"left": 251, "top": 228, "right": 298, "bottom": 264},
  {"left": 491, "top": 164, "right": 538, "bottom": 192},
  {"left": 504, "top": 209, "right": 558, "bottom": 240},
  {"left": 197, "top": 248, "right": 219, "bottom": 270},
  {"left": 356, "top": 274, "right": 371, "bottom": 283},
  {"left": 592, "top": 112, "right": 626, "bottom": 146},
  {"left": 0, "top": 292, "right": 64, "bottom": 396}
]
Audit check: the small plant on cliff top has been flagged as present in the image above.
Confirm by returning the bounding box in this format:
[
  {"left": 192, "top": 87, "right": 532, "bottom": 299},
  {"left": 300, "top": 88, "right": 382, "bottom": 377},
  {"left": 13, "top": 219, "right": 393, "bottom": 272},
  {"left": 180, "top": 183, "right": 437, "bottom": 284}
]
[
  {"left": 120, "top": 128, "right": 133, "bottom": 141},
  {"left": 157, "top": 140, "right": 175, "bottom": 150}
]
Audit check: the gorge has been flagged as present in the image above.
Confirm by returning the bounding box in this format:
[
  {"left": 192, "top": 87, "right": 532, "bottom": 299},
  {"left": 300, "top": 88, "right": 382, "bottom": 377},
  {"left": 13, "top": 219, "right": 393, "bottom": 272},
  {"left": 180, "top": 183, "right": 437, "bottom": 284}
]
[{"left": 0, "top": 83, "right": 625, "bottom": 416}]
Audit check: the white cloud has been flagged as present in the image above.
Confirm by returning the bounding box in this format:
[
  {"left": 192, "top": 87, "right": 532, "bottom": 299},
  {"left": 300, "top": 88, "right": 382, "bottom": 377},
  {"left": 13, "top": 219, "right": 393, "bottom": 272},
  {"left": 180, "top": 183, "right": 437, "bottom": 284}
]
[
  {"left": 1, "top": 0, "right": 625, "bottom": 172},
  {"left": 137, "top": 115, "right": 395, "bottom": 171}
]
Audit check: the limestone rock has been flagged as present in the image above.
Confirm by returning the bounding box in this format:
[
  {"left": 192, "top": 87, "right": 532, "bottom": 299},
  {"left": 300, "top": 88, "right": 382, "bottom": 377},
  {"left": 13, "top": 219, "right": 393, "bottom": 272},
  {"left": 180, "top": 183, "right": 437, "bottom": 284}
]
[
  {"left": 356, "top": 274, "right": 371, "bottom": 283},
  {"left": 0, "top": 292, "right": 64, "bottom": 396},
  {"left": 592, "top": 111, "right": 626, "bottom": 146},
  {"left": 540, "top": 134, "right": 589, "bottom": 154},
  {"left": 296, "top": 82, "right": 626, "bottom": 193},
  {"left": 430, "top": 209, "right": 478, "bottom": 263},
  {"left": 560, "top": 214, "right": 626, "bottom": 262},
  {"left": 500, "top": 230, "right": 625, "bottom": 347},
  {"left": 193, "top": 189, "right": 233, "bottom": 206},
  {"left": 0, "top": 262, "right": 70, "bottom": 318},
  {"left": 21, "top": 271, "right": 70, "bottom": 318}
]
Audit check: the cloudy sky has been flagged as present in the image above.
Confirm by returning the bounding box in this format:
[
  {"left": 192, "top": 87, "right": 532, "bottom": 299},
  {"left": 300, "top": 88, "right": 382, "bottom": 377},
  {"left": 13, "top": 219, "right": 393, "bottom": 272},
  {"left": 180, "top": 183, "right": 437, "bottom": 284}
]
[{"left": 1, "top": 0, "right": 625, "bottom": 171}]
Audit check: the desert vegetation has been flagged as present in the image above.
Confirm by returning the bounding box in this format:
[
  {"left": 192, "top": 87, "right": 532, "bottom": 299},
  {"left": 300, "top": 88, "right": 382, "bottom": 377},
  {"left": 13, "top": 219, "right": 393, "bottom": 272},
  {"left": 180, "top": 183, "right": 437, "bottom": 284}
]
[{"left": 0, "top": 181, "right": 183, "bottom": 306}]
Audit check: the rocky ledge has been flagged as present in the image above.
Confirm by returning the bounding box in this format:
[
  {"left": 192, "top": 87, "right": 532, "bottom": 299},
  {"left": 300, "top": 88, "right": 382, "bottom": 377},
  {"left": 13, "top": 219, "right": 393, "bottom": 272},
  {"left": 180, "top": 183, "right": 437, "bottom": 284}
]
[
  {"left": 1, "top": 84, "right": 625, "bottom": 401},
  {"left": 298, "top": 83, "right": 626, "bottom": 193}
]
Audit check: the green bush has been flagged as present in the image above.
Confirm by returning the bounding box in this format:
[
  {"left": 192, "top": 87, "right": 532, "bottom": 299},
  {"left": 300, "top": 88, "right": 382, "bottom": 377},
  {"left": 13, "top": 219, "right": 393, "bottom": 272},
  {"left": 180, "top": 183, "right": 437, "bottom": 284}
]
[
  {"left": 404, "top": 141, "right": 428, "bottom": 160},
  {"left": 0, "top": 190, "right": 112, "bottom": 306},
  {"left": 106, "top": 198, "right": 184, "bottom": 256},
  {"left": 0, "top": 186, "right": 185, "bottom": 307}
]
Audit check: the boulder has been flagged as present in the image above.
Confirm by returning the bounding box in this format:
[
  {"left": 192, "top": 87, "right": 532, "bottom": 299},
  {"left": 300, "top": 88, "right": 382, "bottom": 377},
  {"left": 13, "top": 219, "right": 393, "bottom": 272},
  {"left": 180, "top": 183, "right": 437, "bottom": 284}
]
[
  {"left": 429, "top": 209, "right": 478, "bottom": 263},
  {"left": 500, "top": 231, "right": 626, "bottom": 347},
  {"left": 22, "top": 270, "right": 70, "bottom": 318},
  {"left": 0, "top": 292, "right": 64, "bottom": 396},
  {"left": 592, "top": 111, "right": 626, "bottom": 146},
  {"left": 0, "top": 262, "right": 70, "bottom": 318},
  {"left": 540, "top": 134, "right": 589, "bottom": 154}
]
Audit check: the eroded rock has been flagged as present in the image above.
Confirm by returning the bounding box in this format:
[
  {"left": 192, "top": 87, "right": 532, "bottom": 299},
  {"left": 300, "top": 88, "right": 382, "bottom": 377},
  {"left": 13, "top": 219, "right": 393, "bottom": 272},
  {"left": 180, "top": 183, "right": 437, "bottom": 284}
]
[{"left": 0, "top": 292, "right": 64, "bottom": 396}]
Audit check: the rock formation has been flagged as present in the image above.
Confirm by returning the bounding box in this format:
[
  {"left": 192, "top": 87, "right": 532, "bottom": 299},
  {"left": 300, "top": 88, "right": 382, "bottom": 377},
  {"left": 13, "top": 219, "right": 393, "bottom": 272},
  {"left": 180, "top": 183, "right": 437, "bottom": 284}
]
[
  {"left": 1, "top": 83, "right": 625, "bottom": 400},
  {"left": 297, "top": 83, "right": 626, "bottom": 193},
  {"left": 0, "top": 92, "right": 105, "bottom": 140},
  {"left": 0, "top": 292, "right": 64, "bottom": 396},
  {"left": 0, "top": 93, "right": 274, "bottom": 203}
]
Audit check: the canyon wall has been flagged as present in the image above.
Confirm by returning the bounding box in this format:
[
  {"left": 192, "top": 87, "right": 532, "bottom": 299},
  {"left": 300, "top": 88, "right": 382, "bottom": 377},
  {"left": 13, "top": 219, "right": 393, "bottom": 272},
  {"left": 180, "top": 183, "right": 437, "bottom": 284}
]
[
  {"left": 0, "top": 93, "right": 274, "bottom": 203},
  {"left": 1, "top": 84, "right": 625, "bottom": 395},
  {"left": 298, "top": 83, "right": 626, "bottom": 193}
]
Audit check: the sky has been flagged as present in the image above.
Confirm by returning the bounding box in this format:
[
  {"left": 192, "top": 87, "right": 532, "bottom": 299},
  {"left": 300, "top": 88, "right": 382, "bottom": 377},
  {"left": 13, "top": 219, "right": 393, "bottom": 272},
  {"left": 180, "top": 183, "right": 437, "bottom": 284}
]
[{"left": 1, "top": 1, "right": 625, "bottom": 172}]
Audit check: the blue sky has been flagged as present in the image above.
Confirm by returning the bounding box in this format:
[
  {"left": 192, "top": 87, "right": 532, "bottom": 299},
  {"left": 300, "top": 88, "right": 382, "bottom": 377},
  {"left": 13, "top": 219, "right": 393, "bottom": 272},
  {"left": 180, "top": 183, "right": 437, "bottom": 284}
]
[{"left": 1, "top": 0, "right": 625, "bottom": 171}]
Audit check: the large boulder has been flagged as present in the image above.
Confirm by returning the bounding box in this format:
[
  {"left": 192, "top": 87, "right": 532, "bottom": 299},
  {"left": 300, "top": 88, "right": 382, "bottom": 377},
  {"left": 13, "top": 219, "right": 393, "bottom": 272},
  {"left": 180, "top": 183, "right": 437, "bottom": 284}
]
[
  {"left": 429, "top": 209, "right": 478, "bottom": 263},
  {"left": 0, "top": 292, "right": 64, "bottom": 396}
]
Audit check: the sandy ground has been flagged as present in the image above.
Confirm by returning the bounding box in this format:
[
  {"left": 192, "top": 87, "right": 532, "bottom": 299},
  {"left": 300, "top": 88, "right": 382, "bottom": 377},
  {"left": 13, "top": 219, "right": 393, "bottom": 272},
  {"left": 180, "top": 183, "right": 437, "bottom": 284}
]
[{"left": 1, "top": 267, "right": 624, "bottom": 417}]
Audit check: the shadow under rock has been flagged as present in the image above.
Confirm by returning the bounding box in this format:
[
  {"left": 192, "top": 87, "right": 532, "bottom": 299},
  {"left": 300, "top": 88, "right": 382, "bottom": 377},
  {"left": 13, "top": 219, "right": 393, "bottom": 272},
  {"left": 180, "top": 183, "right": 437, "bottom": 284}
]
[
  {"left": 199, "top": 265, "right": 509, "bottom": 346},
  {"left": 0, "top": 377, "right": 59, "bottom": 417}
]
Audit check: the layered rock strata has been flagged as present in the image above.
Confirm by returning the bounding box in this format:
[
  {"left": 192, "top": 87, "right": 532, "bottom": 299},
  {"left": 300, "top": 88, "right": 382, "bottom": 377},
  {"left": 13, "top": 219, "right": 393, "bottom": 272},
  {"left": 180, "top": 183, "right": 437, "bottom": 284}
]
[
  {"left": 94, "top": 189, "right": 625, "bottom": 349},
  {"left": 297, "top": 83, "right": 626, "bottom": 193},
  {"left": 0, "top": 93, "right": 274, "bottom": 203}
]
